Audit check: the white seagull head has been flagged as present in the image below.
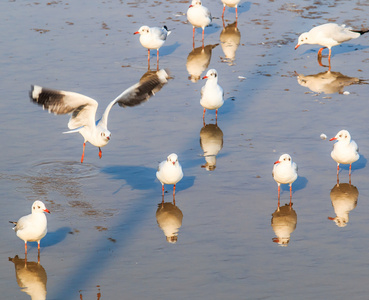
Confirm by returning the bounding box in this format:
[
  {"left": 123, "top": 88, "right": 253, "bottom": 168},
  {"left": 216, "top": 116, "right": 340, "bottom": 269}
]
[
  {"left": 32, "top": 200, "right": 50, "bottom": 214},
  {"left": 167, "top": 153, "right": 179, "bottom": 166},
  {"left": 329, "top": 129, "right": 351, "bottom": 143},
  {"left": 202, "top": 69, "right": 218, "bottom": 81}
]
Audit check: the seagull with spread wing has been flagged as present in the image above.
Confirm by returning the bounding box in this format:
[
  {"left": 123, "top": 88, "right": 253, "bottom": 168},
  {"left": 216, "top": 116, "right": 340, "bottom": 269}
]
[{"left": 30, "top": 69, "right": 169, "bottom": 163}]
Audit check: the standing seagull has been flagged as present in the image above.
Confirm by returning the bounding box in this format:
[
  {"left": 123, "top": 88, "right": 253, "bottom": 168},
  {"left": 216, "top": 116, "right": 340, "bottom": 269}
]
[
  {"left": 134, "top": 25, "right": 171, "bottom": 70},
  {"left": 272, "top": 154, "right": 298, "bottom": 207},
  {"left": 156, "top": 153, "right": 183, "bottom": 197},
  {"left": 187, "top": 0, "right": 212, "bottom": 47},
  {"left": 295, "top": 23, "right": 369, "bottom": 68},
  {"left": 10, "top": 201, "right": 50, "bottom": 255},
  {"left": 221, "top": 0, "right": 241, "bottom": 19},
  {"left": 200, "top": 69, "right": 224, "bottom": 121},
  {"left": 330, "top": 129, "right": 359, "bottom": 184},
  {"left": 30, "top": 69, "right": 170, "bottom": 163}
]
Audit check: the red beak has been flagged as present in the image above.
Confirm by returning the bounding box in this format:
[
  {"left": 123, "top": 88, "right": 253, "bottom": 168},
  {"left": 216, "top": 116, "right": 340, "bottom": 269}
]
[
  {"left": 329, "top": 137, "right": 337, "bottom": 141},
  {"left": 107, "top": 136, "right": 110, "bottom": 140},
  {"left": 172, "top": 162, "right": 175, "bottom": 165},
  {"left": 327, "top": 217, "right": 335, "bottom": 220},
  {"left": 202, "top": 76, "right": 208, "bottom": 79},
  {"left": 294, "top": 44, "right": 300, "bottom": 50},
  {"left": 189, "top": 4, "right": 193, "bottom": 7},
  {"left": 134, "top": 31, "right": 139, "bottom": 35},
  {"left": 274, "top": 160, "right": 280, "bottom": 165},
  {"left": 44, "top": 209, "right": 51, "bottom": 214}
]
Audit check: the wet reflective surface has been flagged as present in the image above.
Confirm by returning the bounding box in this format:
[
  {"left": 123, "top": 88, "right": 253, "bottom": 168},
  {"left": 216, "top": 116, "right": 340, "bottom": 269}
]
[{"left": 2, "top": 0, "right": 369, "bottom": 299}]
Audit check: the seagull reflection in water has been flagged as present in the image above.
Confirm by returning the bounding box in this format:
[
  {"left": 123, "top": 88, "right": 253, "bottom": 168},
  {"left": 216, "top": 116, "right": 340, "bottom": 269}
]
[
  {"left": 200, "top": 122, "right": 223, "bottom": 171},
  {"left": 156, "top": 196, "right": 183, "bottom": 244},
  {"left": 9, "top": 255, "right": 47, "bottom": 300},
  {"left": 186, "top": 44, "right": 218, "bottom": 83},
  {"left": 220, "top": 20, "right": 240, "bottom": 65},
  {"left": 295, "top": 70, "right": 364, "bottom": 95},
  {"left": 271, "top": 203, "right": 297, "bottom": 247},
  {"left": 328, "top": 182, "right": 358, "bottom": 228}
]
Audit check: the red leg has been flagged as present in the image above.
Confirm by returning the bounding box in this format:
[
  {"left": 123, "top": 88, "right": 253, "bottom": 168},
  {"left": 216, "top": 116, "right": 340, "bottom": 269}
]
[
  {"left": 98, "top": 147, "right": 102, "bottom": 159},
  {"left": 173, "top": 184, "right": 176, "bottom": 197},
  {"left": 148, "top": 49, "right": 150, "bottom": 68},
  {"left": 162, "top": 184, "right": 164, "bottom": 196},
  {"left": 277, "top": 185, "right": 280, "bottom": 208},
  {"left": 236, "top": 6, "right": 238, "bottom": 19},
  {"left": 157, "top": 49, "right": 159, "bottom": 70},
  {"left": 349, "top": 164, "right": 352, "bottom": 185},
  {"left": 24, "top": 242, "right": 27, "bottom": 255},
  {"left": 328, "top": 48, "right": 332, "bottom": 71},
  {"left": 336, "top": 164, "right": 340, "bottom": 185},
  {"left": 203, "top": 108, "right": 206, "bottom": 119},
  {"left": 216, "top": 109, "right": 218, "bottom": 120},
  {"left": 81, "top": 142, "right": 86, "bottom": 163},
  {"left": 290, "top": 184, "right": 292, "bottom": 199},
  {"left": 222, "top": 5, "right": 226, "bottom": 18},
  {"left": 317, "top": 47, "right": 326, "bottom": 57}
]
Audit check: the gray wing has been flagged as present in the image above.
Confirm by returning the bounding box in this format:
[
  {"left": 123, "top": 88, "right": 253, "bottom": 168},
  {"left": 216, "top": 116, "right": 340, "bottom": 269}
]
[
  {"left": 99, "top": 69, "right": 170, "bottom": 127},
  {"left": 30, "top": 85, "right": 98, "bottom": 130}
]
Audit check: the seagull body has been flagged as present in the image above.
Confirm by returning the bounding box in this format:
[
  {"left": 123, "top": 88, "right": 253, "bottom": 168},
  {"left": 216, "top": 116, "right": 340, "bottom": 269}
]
[
  {"left": 30, "top": 69, "right": 169, "bottom": 163},
  {"left": 295, "top": 23, "right": 369, "bottom": 65},
  {"left": 200, "top": 69, "right": 224, "bottom": 120},
  {"left": 330, "top": 130, "right": 359, "bottom": 182},
  {"left": 273, "top": 154, "right": 298, "bottom": 204},
  {"left": 134, "top": 25, "right": 171, "bottom": 68},
  {"left": 156, "top": 153, "right": 183, "bottom": 197},
  {"left": 10, "top": 201, "right": 50, "bottom": 254},
  {"left": 187, "top": 0, "right": 212, "bottom": 44},
  {"left": 221, "top": 0, "right": 241, "bottom": 18}
]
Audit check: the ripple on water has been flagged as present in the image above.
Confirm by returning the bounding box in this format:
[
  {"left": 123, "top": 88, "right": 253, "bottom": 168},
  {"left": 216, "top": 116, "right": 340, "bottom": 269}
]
[{"left": 27, "top": 161, "right": 100, "bottom": 180}]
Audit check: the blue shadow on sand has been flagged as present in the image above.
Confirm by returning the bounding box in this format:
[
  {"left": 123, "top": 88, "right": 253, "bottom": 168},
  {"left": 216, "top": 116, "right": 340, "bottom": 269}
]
[
  {"left": 280, "top": 176, "right": 308, "bottom": 193},
  {"left": 101, "top": 165, "right": 195, "bottom": 194},
  {"left": 42, "top": 227, "right": 72, "bottom": 248},
  {"left": 157, "top": 41, "right": 181, "bottom": 56},
  {"left": 338, "top": 154, "right": 367, "bottom": 171}
]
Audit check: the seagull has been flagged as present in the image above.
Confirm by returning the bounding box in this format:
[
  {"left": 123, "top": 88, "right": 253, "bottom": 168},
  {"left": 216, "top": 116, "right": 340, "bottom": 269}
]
[
  {"left": 330, "top": 129, "right": 359, "bottom": 183},
  {"left": 10, "top": 200, "right": 50, "bottom": 255},
  {"left": 156, "top": 153, "right": 183, "bottom": 197},
  {"left": 272, "top": 154, "right": 298, "bottom": 206},
  {"left": 295, "top": 23, "right": 369, "bottom": 67},
  {"left": 221, "top": 0, "right": 241, "bottom": 19},
  {"left": 200, "top": 69, "right": 224, "bottom": 121},
  {"left": 134, "top": 25, "right": 171, "bottom": 69},
  {"left": 30, "top": 69, "right": 170, "bottom": 163},
  {"left": 187, "top": 0, "right": 212, "bottom": 46}
]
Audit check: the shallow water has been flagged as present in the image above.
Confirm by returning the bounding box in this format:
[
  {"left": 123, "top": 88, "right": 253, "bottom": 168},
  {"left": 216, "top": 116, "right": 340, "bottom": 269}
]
[{"left": 1, "top": 0, "right": 369, "bottom": 299}]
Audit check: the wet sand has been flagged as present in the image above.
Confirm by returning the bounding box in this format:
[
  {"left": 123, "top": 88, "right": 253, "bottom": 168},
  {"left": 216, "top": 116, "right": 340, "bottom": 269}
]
[{"left": 1, "top": 0, "right": 369, "bottom": 299}]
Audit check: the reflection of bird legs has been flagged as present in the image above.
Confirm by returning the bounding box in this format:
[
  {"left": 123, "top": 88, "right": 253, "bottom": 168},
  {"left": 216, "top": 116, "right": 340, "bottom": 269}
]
[{"left": 192, "top": 27, "right": 196, "bottom": 49}]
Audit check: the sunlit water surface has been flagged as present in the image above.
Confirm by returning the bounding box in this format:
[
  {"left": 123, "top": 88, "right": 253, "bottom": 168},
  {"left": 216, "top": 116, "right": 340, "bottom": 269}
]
[{"left": 1, "top": 0, "right": 369, "bottom": 299}]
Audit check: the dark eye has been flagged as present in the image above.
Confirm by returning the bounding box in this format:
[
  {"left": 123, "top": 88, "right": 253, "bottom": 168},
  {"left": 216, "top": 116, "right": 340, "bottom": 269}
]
[
  {"left": 288, "top": 158, "right": 291, "bottom": 161},
  {"left": 345, "top": 135, "right": 347, "bottom": 138},
  {"left": 38, "top": 206, "right": 40, "bottom": 209},
  {"left": 339, "top": 135, "right": 342, "bottom": 137}
]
